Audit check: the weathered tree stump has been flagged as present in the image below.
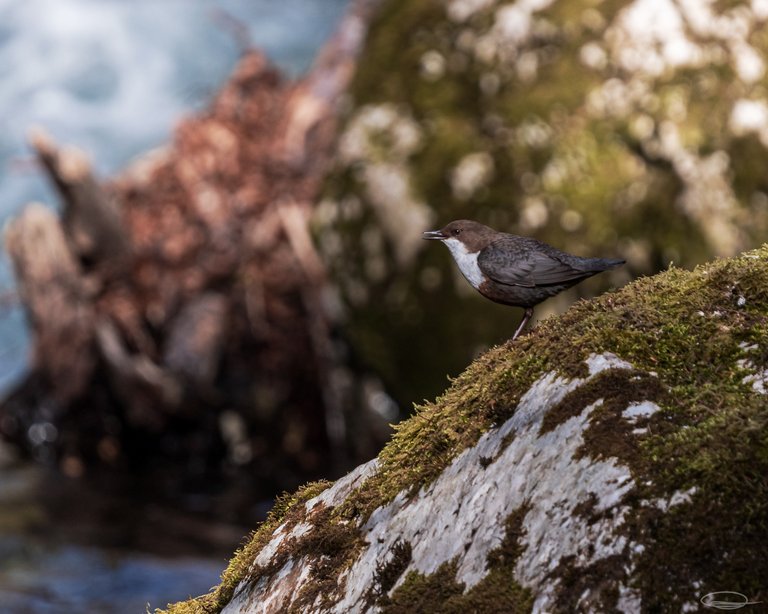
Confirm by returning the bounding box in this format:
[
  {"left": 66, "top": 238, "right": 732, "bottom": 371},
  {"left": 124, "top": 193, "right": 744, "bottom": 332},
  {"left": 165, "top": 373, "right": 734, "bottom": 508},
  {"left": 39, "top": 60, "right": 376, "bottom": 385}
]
[
  {"left": 0, "top": 0, "right": 388, "bottom": 520},
  {"left": 5, "top": 203, "right": 95, "bottom": 404}
]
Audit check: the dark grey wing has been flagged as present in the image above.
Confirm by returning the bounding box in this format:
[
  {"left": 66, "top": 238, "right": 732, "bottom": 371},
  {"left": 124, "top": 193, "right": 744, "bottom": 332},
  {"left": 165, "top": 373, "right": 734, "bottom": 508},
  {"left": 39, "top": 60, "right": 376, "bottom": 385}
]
[{"left": 477, "top": 237, "right": 593, "bottom": 287}]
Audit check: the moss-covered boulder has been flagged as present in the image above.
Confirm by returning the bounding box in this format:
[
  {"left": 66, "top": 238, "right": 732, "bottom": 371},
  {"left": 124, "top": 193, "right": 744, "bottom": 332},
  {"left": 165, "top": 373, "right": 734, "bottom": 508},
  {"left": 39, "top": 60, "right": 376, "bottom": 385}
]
[
  {"left": 161, "top": 246, "right": 768, "bottom": 613},
  {"left": 317, "top": 0, "right": 768, "bottom": 407}
]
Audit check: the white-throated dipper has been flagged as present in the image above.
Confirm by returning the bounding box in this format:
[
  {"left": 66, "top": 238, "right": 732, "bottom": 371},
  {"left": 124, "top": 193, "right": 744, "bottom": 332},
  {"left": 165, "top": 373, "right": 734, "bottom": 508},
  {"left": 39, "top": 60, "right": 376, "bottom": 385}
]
[{"left": 423, "top": 220, "right": 625, "bottom": 340}]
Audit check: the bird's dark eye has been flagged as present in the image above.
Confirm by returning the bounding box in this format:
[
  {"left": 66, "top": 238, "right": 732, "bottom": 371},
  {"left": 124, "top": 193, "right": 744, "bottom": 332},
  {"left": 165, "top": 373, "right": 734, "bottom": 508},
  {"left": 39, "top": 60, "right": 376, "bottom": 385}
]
[{"left": 452, "top": 228, "right": 461, "bottom": 235}]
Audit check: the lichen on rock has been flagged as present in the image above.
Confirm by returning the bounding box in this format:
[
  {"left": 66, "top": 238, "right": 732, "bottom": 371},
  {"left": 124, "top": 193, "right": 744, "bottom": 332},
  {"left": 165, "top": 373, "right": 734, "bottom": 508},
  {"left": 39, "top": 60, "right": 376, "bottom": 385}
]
[{"left": 160, "top": 245, "right": 768, "bottom": 613}]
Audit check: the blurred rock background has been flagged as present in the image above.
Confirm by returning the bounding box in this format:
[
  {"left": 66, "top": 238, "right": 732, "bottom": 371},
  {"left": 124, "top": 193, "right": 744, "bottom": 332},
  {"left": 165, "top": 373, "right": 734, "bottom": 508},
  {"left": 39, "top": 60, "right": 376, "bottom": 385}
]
[{"left": 320, "top": 0, "right": 768, "bottom": 407}]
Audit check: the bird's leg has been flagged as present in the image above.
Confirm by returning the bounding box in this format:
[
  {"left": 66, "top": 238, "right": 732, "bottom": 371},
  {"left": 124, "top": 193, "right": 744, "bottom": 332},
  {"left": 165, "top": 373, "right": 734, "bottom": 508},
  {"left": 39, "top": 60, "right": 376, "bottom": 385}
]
[{"left": 512, "top": 307, "right": 534, "bottom": 341}]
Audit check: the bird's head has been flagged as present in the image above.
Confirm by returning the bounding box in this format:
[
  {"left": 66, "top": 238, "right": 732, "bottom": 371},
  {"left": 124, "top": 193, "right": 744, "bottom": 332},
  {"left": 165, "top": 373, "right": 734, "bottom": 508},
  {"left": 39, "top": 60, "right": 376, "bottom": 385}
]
[{"left": 422, "top": 219, "right": 497, "bottom": 251}]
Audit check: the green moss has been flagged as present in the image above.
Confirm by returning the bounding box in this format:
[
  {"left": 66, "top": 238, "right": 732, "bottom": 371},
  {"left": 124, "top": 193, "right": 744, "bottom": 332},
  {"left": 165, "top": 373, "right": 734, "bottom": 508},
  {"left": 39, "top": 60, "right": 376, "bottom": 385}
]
[
  {"left": 383, "top": 560, "right": 466, "bottom": 613},
  {"left": 382, "top": 505, "right": 533, "bottom": 613},
  {"left": 367, "top": 539, "right": 414, "bottom": 606},
  {"left": 156, "top": 480, "right": 331, "bottom": 614},
  {"left": 550, "top": 554, "right": 625, "bottom": 612},
  {"left": 630, "top": 396, "right": 768, "bottom": 611},
  {"left": 284, "top": 507, "right": 364, "bottom": 613},
  {"left": 539, "top": 368, "right": 666, "bottom": 436}
]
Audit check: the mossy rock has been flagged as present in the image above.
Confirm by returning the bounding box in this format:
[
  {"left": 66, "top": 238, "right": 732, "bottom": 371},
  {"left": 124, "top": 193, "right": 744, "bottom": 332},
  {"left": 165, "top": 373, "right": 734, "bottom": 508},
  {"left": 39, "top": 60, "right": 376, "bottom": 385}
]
[
  {"left": 160, "top": 246, "right": 768, "bottom": 613},
  {"left": 317, "top": 0, "right": 768, "bottom": 407}
]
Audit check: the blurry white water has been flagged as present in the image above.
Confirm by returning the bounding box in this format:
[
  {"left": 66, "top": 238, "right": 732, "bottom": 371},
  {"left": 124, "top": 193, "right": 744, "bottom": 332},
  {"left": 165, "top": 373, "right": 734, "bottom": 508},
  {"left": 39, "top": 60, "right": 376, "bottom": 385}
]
[{"left": 0, "top": 0, "right": 348, "bottom": 390}]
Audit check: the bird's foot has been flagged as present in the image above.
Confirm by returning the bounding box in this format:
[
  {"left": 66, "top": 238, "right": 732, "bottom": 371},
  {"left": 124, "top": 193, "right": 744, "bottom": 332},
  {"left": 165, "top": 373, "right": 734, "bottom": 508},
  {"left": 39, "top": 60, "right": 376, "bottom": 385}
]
[{"left": 511, "top": 307, "right": 534, "bottom": 341}]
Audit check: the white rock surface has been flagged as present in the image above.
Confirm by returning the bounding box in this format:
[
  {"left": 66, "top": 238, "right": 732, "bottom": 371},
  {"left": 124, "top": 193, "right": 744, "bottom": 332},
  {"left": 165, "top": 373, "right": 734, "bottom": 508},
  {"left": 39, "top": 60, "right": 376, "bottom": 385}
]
[{"left": 223, "top": 354, "right": 657, "bottom": 613}]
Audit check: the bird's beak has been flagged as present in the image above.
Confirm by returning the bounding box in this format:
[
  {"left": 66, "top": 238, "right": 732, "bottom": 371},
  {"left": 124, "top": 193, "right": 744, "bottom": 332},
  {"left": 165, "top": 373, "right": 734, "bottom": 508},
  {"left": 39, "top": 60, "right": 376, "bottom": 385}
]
[{"left": 422, "top": 229, "right": 446, "bottom": 240}]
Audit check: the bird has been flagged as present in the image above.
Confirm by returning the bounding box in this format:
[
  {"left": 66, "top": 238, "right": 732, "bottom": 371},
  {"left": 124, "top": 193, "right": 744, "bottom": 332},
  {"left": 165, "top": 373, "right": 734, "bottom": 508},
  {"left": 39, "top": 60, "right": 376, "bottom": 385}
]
[{"left": 423, "top": 219, "right": 625, "bottom": 340}]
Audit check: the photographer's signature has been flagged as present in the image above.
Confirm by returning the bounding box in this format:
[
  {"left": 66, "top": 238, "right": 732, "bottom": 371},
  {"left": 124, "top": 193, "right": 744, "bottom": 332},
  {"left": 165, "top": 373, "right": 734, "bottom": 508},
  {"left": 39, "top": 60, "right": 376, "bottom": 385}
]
[{"left": 701, "top": 592, "right": 763, "bottom": 610}]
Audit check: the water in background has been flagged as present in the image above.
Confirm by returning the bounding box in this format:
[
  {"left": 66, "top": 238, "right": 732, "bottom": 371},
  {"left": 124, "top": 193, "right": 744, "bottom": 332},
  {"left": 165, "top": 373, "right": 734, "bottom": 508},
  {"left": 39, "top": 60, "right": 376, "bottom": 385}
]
[
  {"left": 0, "top": 1, "right": 348, "bottom": 611},
  {"left": 0, "top": 0, "right": 349, "bottom": 391}
]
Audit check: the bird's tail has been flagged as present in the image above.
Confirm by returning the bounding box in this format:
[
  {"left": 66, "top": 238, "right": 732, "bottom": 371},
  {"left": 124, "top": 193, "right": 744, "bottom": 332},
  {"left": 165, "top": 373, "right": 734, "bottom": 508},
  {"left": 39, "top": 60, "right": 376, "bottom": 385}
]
[{"left": 587, "top": 257, "right": 625, "bottom": 272}]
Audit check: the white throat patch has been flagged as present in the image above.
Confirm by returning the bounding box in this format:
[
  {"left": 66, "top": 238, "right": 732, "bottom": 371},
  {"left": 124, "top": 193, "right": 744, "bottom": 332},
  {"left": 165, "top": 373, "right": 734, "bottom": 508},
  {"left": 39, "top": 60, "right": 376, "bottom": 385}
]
[{"left": 443, "top": 238, "right": 484, "bottom": 289}]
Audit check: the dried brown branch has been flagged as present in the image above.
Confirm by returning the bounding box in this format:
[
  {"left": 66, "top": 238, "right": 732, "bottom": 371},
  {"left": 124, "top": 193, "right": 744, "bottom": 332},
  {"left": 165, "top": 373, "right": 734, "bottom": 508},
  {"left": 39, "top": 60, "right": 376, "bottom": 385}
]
[{"left": 29, "top": 127, "right": 131, "bottom": 270}]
